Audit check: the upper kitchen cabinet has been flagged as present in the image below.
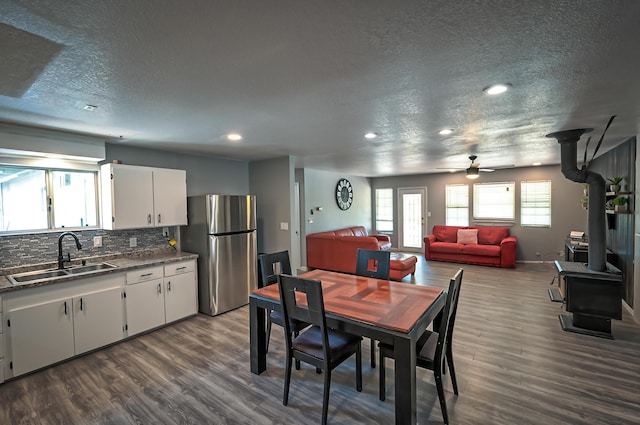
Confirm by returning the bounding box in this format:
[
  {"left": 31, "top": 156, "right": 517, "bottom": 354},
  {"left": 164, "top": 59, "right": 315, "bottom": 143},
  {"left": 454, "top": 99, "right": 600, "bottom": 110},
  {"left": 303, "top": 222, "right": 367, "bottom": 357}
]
[{"left": 100, "top": 164, "right": 187, "bottom": 230}]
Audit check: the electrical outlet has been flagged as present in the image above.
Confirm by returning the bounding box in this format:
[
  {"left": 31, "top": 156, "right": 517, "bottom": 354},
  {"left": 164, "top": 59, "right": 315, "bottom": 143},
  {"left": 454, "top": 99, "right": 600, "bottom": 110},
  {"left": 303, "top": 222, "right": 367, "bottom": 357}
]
[
  {"left": 162, "top": 227, "right": 169, "bottom": 237},
  {"left": 129, "top": 237, "right": 137, "bottom": 248},
  {"left": 93, "top": 236, "right": 103, "bottom": 248},
  {"left": 536, "top": 252, "right": 540, "bottom": 257}
]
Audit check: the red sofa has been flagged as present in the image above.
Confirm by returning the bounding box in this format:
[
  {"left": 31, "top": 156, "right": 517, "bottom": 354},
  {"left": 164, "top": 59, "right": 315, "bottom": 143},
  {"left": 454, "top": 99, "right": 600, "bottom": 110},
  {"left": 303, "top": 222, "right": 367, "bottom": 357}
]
[
  {"left": 306, "top": 225, "right": 393, "bottom": 275},
  {"left": 424, "top": 225, "right": 517, "bottom": 268}
]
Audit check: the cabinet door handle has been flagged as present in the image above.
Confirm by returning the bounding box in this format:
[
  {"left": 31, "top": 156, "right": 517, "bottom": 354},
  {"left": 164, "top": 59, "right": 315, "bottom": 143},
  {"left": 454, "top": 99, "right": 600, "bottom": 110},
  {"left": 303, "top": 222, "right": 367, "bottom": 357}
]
[
  {"left": 176, "top": 266, "right": 187, "bottom": 271},
  {"left": 140, "top": 273, "right": 153, "bottom": 278},
  {"left": 64, "top": 301, "right": 68, "bottom": 315},
  {"left": 158, "top": 214, "right": 162, "bottom": 223},
  {"left": 80, "top": 298, "right": 84, "bottom": 311},
  {"left": 147, "top": 214, "right": 152, "bottom": 224},
  {"left": 167, "top": 281, "right": 171, "bottom": 291},
  {"left": 158, "top": 283, "right": 162, "bottom": 294}
]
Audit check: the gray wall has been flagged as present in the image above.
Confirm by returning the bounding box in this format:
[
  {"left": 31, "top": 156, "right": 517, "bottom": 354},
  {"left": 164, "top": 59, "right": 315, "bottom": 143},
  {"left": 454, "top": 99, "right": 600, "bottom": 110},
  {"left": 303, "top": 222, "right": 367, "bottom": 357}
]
[
  {"left": 249, "top": 156, "right": 294, "bottom": 255},
  {"left": 371, "top": 164, "right": 586, "bottom": 262},
  {"left": 105, "top": 143, "right": 249, "bottom": 195}
]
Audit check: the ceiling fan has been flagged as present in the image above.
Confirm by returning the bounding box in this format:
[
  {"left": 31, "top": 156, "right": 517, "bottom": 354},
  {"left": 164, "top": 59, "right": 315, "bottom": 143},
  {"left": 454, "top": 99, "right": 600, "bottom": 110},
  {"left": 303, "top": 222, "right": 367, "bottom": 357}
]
[{"left": 439, "top": 155, "right": 514, "bottom": 179}]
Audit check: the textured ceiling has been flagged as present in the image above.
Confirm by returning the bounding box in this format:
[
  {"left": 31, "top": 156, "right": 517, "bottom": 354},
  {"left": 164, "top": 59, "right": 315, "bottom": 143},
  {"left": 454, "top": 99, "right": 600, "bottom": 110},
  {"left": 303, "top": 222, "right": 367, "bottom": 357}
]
[{"left": 0, "top": 0, "right": 639, "bottom": 177}]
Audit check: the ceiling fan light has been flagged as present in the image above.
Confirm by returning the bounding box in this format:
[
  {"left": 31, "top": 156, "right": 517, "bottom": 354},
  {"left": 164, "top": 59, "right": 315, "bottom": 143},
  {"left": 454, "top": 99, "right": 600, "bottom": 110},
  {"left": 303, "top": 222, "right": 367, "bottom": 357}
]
[{"left": 466, "top": 167, "right": 480, "bottom": 179}]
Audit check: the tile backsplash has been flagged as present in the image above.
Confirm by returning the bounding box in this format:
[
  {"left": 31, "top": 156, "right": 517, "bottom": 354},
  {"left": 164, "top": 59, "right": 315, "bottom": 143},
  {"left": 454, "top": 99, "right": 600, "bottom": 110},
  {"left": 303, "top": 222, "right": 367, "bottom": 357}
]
[{"left": 0, "top": 227, "right": 176, "bottom": 268}]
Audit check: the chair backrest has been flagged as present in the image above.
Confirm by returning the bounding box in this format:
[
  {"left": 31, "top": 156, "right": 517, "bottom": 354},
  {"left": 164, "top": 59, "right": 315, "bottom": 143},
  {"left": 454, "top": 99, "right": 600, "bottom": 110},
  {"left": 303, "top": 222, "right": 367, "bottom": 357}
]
[
  {"left": 258, "top": 250, "right": 292, "bottom": 288},
  {"left": 355, "top": 249, "right": 391, "bottom": 280},
  {"left": 435, "top": 268, "right": 463, "bottom": 368},
  {"left": 278, "top": 274, "right": 330, "bottom": 360}
]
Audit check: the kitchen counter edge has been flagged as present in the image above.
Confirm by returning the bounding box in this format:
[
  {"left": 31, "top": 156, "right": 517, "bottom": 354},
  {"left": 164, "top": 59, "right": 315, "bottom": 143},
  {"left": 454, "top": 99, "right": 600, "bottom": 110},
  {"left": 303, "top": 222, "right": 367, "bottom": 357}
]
[{"left": 0, "top": 251, "right": 199, "bottom": 293}]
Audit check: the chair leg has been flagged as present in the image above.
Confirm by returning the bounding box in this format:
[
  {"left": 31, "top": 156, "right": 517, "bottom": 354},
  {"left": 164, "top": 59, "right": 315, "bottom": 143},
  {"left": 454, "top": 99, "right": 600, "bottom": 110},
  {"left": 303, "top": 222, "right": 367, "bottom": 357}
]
[
  {"left": 434, "top": 370, "right": 449, "bottom": 425},
  {"left": 321, "top": 369, "right": 332, "bottom": 425},
  {"left": 356, "top": 342, "right": 362, "bottom": 392},
  {"left": 283, "top": 354, "right": 293, "bottom": 406},
  {"left": 294, "top": 330, "right": 301, "bottom": 370},
  {"left": 378, "top": 348, "right": 386, "bottom": 401},
  {"left": 265, "top": 315, "right": 273, "bottom": 353},
  {"left": 446, "top": 348, "right": 459, "bottom": 395},
  {"left": 370, "top": 338, "right": 376, "bottom": 368}
]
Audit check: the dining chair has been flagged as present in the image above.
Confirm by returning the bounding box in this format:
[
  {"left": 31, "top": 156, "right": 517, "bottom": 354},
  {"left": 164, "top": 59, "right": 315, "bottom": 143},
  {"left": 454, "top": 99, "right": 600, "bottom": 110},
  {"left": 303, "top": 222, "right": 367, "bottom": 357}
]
[
  {"left": 378, "top": 268, "right": 463, "bottom": 425},
  {"left": 278, "top": 273, "right": 363, "bottom": 425},
  {"left": 355, "top": 248, "right": 391, "bottom": 368},
  {"left": 258, "top": 251, "right": 310, "bottom": 364}
]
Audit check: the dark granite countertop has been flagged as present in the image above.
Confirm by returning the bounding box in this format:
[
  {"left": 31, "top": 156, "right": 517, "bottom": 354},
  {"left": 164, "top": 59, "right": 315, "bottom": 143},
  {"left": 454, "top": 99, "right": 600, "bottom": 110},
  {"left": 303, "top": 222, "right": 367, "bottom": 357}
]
[{"left": 0, "top": 248, "right": 198, "bottom": 294}]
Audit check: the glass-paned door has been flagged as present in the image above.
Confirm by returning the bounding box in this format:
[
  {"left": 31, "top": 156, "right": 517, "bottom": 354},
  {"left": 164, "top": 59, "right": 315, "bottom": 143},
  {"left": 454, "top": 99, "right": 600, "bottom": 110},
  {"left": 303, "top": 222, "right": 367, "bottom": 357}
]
[{"left": 398, "top": 188, "right": 427, "bottom": 252}]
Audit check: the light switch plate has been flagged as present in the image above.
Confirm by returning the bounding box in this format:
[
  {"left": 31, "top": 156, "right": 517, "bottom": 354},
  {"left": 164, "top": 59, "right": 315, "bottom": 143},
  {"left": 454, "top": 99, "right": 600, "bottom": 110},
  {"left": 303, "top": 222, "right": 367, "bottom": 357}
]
[
  {"left": 93, "top": 236, "right": 103, "bottom": 248},
  {"left": 280, "top": 222, "right": 289, "bottom": 230},
  {"left": 129, "top": 237, "right": 137, "bottom": 248}
]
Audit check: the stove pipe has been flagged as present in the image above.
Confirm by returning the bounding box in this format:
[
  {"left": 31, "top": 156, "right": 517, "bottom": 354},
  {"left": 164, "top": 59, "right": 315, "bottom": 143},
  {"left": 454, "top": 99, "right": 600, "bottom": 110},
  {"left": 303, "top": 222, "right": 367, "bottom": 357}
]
[{"left": 546, "top": 128, "right": 607, "bottom": 272}]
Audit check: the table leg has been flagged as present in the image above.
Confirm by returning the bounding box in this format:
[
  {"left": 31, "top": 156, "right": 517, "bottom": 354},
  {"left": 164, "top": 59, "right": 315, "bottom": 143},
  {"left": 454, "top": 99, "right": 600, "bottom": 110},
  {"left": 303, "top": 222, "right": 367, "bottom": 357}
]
[
  {"left": 250, "top": 297, "right": 267, "bottom": 374},
  {"left": 394, "top": 335, "right": 417, "bottom": 424}
]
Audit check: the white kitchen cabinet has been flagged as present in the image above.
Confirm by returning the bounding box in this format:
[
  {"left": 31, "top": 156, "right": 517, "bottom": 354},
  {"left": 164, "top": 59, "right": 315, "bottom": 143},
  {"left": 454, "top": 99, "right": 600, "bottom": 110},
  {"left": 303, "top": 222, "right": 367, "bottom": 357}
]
[
  {"left": 8, "top": 298, "right": 75, "bottom": 377},
  {"left": 101, "top": 163, "right": 187, "bottom": 230},
  {"left": 3, "top": 274, "right": 125, "bottom": 378},
  {"left": 152, "top": 168, "right": 188, "bottom": 227},
  {"left": 73, "top": 287, "right": 125, "bottom": 354},
  {"left": 125, "top": 266, "right": 166, "bottom": 336},
  {"left": 0, "top": 296, "right": 4, "bottom": 383},
  {"left": 164, "top": 260, "right": 197, "bottom": 323}
]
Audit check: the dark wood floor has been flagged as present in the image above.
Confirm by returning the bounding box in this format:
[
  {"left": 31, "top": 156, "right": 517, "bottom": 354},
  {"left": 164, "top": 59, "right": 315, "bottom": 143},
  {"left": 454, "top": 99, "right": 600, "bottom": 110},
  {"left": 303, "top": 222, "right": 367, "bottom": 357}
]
[{"left": 1, "top": 257, "right": 639, "bottom": 424}]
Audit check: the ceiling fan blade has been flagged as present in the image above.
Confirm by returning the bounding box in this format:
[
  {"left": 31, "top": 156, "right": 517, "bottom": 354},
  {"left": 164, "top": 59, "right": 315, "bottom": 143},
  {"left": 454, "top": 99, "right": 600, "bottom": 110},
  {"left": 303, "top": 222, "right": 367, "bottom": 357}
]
[{"left": 480, "top": 168, "right": 495, "bottom": 172}]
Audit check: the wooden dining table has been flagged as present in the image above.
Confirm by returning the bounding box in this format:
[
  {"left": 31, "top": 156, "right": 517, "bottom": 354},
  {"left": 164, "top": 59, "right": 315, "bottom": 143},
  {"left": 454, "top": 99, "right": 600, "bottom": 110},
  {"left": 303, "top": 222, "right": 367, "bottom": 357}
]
[{"left": 249, "top": 269, "right": 446, "bottom": 425}]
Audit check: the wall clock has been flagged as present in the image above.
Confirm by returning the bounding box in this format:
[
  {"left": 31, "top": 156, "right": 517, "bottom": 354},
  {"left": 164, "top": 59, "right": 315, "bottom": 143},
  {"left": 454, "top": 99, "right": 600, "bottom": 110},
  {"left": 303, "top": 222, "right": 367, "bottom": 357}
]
[{"left": 336, "top": 178, "right": 353, "bottom": 210}]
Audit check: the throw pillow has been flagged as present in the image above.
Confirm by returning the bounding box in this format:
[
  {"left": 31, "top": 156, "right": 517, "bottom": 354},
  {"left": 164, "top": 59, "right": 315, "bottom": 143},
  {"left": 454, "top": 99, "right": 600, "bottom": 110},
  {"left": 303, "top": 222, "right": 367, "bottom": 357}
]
[{"left": 457, "top": 228, "right": 478, "bottom": 245}]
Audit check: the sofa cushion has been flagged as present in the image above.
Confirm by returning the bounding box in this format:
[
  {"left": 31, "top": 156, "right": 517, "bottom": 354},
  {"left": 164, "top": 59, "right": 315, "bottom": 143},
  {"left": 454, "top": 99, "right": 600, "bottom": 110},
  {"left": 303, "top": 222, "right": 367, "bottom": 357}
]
[
  {"left": 476, "top": 227, "right": 510, "bottom": 245},
  {"left": 462, "top": 243, "right": 501, "bottom": 257},
  {"left": 334, "top": 228, "right": 356, "bottom": 237},
  {"left": 457, "top": 229, "right": 478, "bottom": 245},
  {"left": 433, "top": 225, "right": 460, "bottom": 243},
  {"left": 351, "top": 226, "right": 368, "bottom": 237},
  {"left": 430, "top": 241, "right": 464, "bottom": 254}
]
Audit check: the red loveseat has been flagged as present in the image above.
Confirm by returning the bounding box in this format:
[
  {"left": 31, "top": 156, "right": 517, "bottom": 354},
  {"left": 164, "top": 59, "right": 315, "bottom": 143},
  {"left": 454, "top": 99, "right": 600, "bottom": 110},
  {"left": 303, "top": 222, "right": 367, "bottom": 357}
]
[
  {"left": 424, "top": 225, "right": 517, "bottom": 268},
  {"left": 306, "top": 225, "right": 394, "bottom": 275}
]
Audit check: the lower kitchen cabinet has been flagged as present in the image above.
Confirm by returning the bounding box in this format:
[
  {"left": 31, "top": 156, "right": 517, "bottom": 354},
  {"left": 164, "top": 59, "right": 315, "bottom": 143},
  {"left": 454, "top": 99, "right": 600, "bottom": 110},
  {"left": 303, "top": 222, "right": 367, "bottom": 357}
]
[
  {"left": 125, "top": 278, "right": 166, "bottom": 336},
  {"left": 164, "top": 261, "right": 197, "bottom": 323},
  {"left": 8, "top": 297, "right": 75, "bottom": 377},
  {"left": 74, "top": 287, "right": 125, "bottom": 354},
  {"left": 125, "top": 261, "right": 197, "bottom": 334},
  {"left": 3, "top": 274, "right": 125, "bottom": 378}
]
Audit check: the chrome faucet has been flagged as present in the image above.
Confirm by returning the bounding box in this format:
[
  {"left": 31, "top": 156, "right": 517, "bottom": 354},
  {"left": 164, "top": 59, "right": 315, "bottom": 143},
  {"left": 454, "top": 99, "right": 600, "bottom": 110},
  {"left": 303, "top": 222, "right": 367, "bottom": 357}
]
[{"left": 58, "top": 231, "right": 82, "bottom": 269}]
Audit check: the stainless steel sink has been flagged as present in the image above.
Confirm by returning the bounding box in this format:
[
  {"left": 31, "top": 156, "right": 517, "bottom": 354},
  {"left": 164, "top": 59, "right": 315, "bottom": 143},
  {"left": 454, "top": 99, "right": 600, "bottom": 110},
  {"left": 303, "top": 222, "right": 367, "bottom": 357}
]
[
  {"left": 8, "top": 262, "right": 117, "bottom": 285},
  {"left": 66, "top": 262, "right": 117, "bottom": 274},
  {"left": 10, "top": 269, "right": 70, "bottom": 283}
]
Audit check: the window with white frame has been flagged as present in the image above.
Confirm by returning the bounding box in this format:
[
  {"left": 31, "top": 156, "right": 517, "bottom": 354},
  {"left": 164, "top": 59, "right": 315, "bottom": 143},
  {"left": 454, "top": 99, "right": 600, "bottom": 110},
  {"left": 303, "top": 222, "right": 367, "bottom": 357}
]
[
  {"left": 0, "top": 165, "right": 98, "bottom": 232},
  {"left": 375, "top": 188, "right": 393, "bottom": 232},
  {"left": 445, "top": 184, "right": 469, "bottom": 226},
  {"left": 473, "top": 182, "right": 515, "bottom": 221},
  {"left": 521, "top": 180, "right": 551, "bottom": 227}
]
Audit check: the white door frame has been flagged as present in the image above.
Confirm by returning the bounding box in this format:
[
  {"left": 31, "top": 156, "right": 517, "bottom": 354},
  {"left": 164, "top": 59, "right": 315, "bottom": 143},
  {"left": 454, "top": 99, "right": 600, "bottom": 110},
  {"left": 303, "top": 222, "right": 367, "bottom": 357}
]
[
  {"left": 398, "top": 187, "right": 427, "bottom": 252},
  {"left": 291, "top": 182, "right": 301, "bottom": 272}
]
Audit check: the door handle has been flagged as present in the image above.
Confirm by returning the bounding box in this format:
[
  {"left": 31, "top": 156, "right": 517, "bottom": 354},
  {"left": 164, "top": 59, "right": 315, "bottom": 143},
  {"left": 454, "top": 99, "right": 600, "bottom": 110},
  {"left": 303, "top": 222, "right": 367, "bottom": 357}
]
[
  {"left": 167, "top": 281, "right": 171, "bottom": 291},
  {"left": 147, "top": 214, "right": 152, "bottom": 224},
  {"left": 158, "top": 214, "right": 162, "bottom": 224},
  {"left": 64, "top": 301, "right": 68, "bottom": 315},
  {"left": 158, "top": 283, "right": 162, "bottom": 294},
  {"left": 80, "top": 298, "right": 84, "bottom": 311}
]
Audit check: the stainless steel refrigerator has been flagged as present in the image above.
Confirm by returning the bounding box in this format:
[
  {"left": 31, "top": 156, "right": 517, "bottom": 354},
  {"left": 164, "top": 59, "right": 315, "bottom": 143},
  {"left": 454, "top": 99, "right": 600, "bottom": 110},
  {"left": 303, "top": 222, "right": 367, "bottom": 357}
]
[{"left": 182, "top": 194, "right": 257, "bottom": 316}]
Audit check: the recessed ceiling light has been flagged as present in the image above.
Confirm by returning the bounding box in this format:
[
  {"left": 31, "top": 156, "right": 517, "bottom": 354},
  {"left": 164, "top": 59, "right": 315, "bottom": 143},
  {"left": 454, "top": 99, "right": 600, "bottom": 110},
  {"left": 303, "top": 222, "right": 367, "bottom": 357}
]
[
  {"left": 83, "top": 104, "right": 97, "bottom": 111},
  {"left": 439, "top": 128, "right": 454, "bottom": 135},
  {"left": 364, "top": 132, "right": 378, "bottom": 139},
  {"left": 483, "top": 84, "right": 510, "bottom": 95},
  {"left": 532, "top": 162, "right": 542, "bottom": 166},
  {"left": 227, "top": 133, "right": 242, "bottom": 141}
]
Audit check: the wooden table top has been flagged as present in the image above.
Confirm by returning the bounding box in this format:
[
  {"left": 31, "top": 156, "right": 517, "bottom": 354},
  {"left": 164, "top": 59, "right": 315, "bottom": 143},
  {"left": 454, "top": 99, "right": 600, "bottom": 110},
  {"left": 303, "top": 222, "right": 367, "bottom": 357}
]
[{"left": 251, "top": 269, "right": 443, "bottom": 333}]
